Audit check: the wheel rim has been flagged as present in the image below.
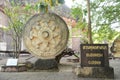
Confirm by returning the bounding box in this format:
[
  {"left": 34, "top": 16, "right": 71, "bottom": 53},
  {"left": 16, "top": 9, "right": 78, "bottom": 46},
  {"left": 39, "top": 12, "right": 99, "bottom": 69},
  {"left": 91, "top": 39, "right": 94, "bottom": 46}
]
[{"left": 23, "top": 13, "right": 69, "bottom": 59}]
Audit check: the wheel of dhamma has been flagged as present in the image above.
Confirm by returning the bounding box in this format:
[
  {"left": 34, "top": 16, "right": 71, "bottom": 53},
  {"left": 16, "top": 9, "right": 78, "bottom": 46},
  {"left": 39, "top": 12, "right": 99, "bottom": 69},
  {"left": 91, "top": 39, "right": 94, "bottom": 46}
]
[{"left": 23, "top": 12, "right": 69, "bottom": 59}]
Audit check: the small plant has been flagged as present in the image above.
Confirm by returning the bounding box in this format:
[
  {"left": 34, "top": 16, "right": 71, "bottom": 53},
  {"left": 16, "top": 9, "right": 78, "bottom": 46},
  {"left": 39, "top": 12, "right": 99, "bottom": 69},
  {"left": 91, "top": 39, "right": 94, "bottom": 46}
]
[{"left": 3, "top": 6, "right": 28, "bottom": 58}]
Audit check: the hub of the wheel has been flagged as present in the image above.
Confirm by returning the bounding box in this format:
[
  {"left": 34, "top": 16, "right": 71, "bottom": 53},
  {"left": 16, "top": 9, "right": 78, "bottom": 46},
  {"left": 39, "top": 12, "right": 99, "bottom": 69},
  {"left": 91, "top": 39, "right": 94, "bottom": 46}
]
[{"left": 42, "top": 31, "right": 49, "bottom": 38}]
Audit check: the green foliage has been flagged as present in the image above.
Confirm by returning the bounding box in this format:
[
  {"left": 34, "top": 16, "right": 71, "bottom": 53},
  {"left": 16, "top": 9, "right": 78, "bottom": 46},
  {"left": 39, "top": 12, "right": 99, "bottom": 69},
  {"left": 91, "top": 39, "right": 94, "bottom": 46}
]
[
  {"left": 3, "top": 3, "right": 34, "bottom": 58},
  {"left": 90, "top": 0, "right": 120, "bottom": 43},
  {"left": 9, "top": 0, "right": 65, "bottom": 13},
  {"left": 71, "top": 5, "right": 83, "bottom": 21},
  {"left": 4, "top": 5, "right": 30, "bottom": 37},
  {"left": 91, "top": 0, "right": 120, "bottom": 26},
  {"left": 38, "top": 0, "right": 65, "bottom": 12},
  {"left": 71, "top": 4, "right": 87, "bottom": 29},
  {"left": 58, "top": 0, "right": 65, "bottom": 4},
  {"left": 71, "top": 0, "right": 120, "bottom": 44},
  {"left": 115, "top": 34, "right": 120, "bottom": 41},
  {"left": 71, "top": 4, "right": 88, "bottom": 39},
  {"left": 92, "top": 25, "right": 119, "bottom": 43},
  {"left": 2, "top": 0, "right": 65, "bottom": 58}
]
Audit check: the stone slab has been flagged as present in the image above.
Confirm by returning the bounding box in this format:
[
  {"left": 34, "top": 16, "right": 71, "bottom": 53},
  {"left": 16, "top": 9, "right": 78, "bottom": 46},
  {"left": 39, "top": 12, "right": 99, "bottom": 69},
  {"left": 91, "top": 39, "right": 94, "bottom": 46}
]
[
  {"left": 73, "top": 66, "right": 114, "bottom": 79},
  {"left": 34, "top": 59, "right": 58, "bottom": 70},
  {"left": 6, "top": 59, "right": 18, "bottom": 66}
]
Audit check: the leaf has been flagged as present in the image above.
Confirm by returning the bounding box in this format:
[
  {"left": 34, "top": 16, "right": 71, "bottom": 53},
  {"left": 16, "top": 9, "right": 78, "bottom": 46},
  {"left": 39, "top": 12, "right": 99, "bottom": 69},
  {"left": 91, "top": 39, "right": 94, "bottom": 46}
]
[{"left": 58, "top": 0, "right": 65, "bottom": 4}]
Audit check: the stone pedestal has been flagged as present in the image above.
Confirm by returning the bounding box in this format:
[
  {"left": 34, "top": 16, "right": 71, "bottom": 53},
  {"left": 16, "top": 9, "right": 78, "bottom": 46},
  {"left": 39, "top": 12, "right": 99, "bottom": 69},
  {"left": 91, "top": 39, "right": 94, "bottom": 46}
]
[
  {"left": 73, "top": 66, "right": 114, "bottom": 79},
  {"left": 34, "top": 59, "right": 58, "bottom": 70},
  {"left": 76, "top": 44, "right": 114, "bottom": 79}
]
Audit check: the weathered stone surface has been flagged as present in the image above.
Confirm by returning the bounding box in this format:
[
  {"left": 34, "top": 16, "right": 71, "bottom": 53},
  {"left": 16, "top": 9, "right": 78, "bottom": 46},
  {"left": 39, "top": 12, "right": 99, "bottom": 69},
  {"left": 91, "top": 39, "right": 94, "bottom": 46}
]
[
  {"left": 23, "top": 13, "right": 69, "bottom": 59},
  {"left": 34, "top": 59, "right": 58, "bottom": 70},
  {"left": 112, "top": 35, "right": 120, "bottom": 57},
  {"left": 1, "top": 64, "right": 27, "bottom": 72},
  {"left": 80, "top": 44, "right": 109, "bottom": 67},
  {"left": 73, "top": 66, "right": 114, "bottom": 79}
]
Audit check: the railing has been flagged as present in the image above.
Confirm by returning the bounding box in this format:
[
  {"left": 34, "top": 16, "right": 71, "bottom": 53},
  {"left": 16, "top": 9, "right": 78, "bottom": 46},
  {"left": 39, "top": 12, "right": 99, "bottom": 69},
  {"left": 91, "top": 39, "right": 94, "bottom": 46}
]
[
  {"left": 0, "top": 51, "right": 30, "bottom": 54},
  {"left": 0, "top": 51, "right": 30, "bottom": 57}
]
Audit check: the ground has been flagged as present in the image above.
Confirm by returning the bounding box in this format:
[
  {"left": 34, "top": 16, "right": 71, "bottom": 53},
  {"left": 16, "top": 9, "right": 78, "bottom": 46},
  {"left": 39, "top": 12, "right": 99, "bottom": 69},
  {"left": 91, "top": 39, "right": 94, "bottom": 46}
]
[{"left": 0, "top": 55, "right": 119, "bottom": 80}]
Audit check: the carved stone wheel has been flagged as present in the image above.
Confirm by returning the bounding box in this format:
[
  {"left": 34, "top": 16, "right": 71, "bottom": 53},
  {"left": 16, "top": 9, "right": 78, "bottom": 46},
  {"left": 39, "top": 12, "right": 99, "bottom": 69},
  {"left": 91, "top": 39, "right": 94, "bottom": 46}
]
[{"left": 23, "top": 13, "right": 69, "bottom": 59}]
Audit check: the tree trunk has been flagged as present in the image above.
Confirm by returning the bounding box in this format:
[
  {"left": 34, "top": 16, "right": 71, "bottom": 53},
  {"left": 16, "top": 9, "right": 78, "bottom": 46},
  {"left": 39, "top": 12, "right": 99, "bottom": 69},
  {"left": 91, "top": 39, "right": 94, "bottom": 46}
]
[
  {"left": 17, "top": 36, "right": 21, "bottom": 58},
  {"left": 87, "top": 0, "right": 93, "bottom": 44},
  {"left": 14, "top": 36, "right": 21, "bottom": 58}
]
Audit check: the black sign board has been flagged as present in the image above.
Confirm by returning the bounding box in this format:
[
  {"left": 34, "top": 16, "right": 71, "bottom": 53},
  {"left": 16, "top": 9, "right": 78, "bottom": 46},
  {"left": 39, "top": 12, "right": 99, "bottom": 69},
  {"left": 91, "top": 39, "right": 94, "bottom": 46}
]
[{"left": 80, "top": 44, "right": 109, "bottom": 67}]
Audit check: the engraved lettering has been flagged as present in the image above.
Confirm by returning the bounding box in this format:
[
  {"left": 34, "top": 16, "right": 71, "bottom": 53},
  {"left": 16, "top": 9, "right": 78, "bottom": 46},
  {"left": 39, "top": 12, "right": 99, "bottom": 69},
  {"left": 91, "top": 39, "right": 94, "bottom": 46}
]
[
  {"left": 86, "top": 53, "right": 103, "bottom": 57},
  {"left": 88, "top": 61, "right": 101, "bottom": 65},
  {"left": 83, "top": 46, "right": 107, "bottom": 50}
]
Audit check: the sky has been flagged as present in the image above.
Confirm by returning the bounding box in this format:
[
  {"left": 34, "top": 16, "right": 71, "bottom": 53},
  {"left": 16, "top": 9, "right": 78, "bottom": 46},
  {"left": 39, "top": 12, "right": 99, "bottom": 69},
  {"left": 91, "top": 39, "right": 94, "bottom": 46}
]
[
  {"left": 65, "top": 0, "right": 82, "bottom": 8},
  {"left": 65, "top": 0, "right": 73, "bottom": 8}
]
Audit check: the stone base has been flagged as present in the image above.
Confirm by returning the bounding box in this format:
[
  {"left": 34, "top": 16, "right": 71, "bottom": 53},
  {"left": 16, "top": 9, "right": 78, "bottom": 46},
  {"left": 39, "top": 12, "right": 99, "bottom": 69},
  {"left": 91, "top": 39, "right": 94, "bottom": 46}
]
[
  {"left": 73, "top": 66, "right": 114, "bottom": 79},
  {"left": 34, "top": 59, "right": 58, "bottom": 70},
  {"left": 1, "top": 64, "right": 27, "bottom": 72}
]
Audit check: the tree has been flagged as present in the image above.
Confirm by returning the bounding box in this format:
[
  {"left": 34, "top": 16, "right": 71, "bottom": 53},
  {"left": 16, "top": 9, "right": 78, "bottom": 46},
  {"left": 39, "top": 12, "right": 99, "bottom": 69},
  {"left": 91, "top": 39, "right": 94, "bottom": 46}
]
[
  {"left": 71, "top": 0, "right": 120, "bottom": 44},
  {"left": 90, "top": 0, "right": 120, "bottom": 43},
  {"left": 4, "top": 5, "right": 31, "bottom": 58},
  {"left": 3, "top": 0, "right": 65, "bottom": 58},
  {"left": 87, "top": 0, "right": 93, "bottom": 44}
]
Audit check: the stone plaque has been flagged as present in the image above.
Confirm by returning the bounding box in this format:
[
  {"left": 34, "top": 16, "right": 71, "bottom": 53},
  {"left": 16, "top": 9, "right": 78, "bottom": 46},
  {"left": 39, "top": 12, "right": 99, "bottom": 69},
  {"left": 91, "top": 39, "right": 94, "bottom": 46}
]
[
  {"left": 80, "top": 44, "right": 109, "bottom": 67},
  {"left": 6, "top": 59, "right": 18, "bottom": 66}
]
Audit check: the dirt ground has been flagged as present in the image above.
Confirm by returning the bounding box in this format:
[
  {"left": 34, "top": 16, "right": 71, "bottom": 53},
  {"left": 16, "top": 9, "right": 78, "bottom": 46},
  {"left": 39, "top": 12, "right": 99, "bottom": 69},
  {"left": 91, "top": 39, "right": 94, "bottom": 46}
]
[{"left": 0, "top": 55, "right": 119, "bottom": 80}]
